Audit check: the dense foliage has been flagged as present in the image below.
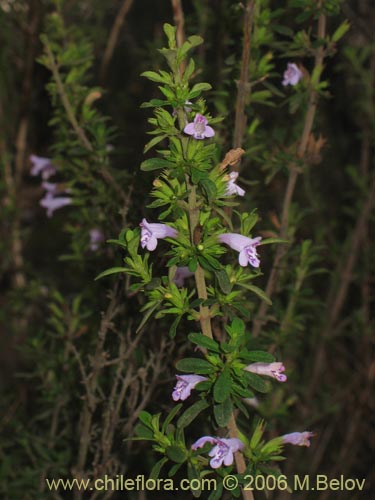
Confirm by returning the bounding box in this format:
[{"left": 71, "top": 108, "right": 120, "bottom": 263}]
[{"left": 0, "top": 1, "right": 373, "bottom": 499}]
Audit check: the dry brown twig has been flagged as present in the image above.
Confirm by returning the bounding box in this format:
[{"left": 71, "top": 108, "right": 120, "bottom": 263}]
[{"left": 100, "top": 0, "right": 134, "bottom": 83}]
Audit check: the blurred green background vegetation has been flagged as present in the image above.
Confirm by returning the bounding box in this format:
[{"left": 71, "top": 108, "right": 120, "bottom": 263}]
[{"left": 0, "top": 0, "right": 373, "bottom": 498}]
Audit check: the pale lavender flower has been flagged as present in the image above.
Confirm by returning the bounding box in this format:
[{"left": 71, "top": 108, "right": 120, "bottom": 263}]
[
  {"left": 40, "top": 193, "right": 72, "bottom": 218},
  {"left": 225, "top": 171, "right": 245, "bottom": 197},
  {"left": 192, "top": 436, "right": 244, "bottom": 469},
  {"left": 30, "top": 155, "right": 57, "bottom": 180},
  {"left": 282, "top": 63, "right": 303, "bottom": 86},
  {"left": 89, "top": 228, "right": 104, "bottom": 251},
  {"left": 218, "top": 233, "right": 262, "bottom": 268},
  {"left": 140, "top": 218, "right": 177, "bottom": 251},
  {"left": 244, "top": 362, "right": 287, "bottom": 382},
  {"left": 281, "top": 432, "right": 314, "bottom": 447},
  {"left": 172, "top": 374, "right": 207, "bottom": 401},
  {"left": 184, "top": 114, "right": 215, "bottom": 140},
  {"left": 41, "top": 182, "right": 59, "bottom": 194},
  {"left": 173, "top": 267, "right": 194, "bottom": 287}
]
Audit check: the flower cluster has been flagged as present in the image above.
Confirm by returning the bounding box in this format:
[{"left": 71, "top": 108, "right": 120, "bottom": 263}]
[{"left": 30, "top": 155, "right": 72, "bottom": 218}]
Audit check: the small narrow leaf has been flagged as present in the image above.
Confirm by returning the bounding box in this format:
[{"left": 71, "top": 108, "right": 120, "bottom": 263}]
[
  {"left": 214, "top": 398, "right": 233, "bottom": 427},
  {"left": 188, "top": 332, "right": 220, "bottom": 352},
  {"left": 176, "top": 358, "right": 215, "bottom": 374},
  {"left": 213, "top": 369, "right": 232, "bottom": 403},
  {"left": 177, "top": 400, "right": 209, "bottom": 429},
  {"left": 95, "top": 267, "right": 128, "bottom": 280}
]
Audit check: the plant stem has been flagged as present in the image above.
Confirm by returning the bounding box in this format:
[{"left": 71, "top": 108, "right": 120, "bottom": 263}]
[{"left": 233, "top": 0, "right": 255, "bottom": 155}]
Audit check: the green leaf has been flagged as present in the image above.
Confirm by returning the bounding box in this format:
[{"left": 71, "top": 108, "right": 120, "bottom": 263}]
[
  {"left": 163, "top": 23, "right": 177, "bottom": 48},
  {"left": 162, "top": 403, "right": 183, "bottom": 432},
  {"left": 177, "top": 400, "right": 210, "bottom": 429},
  {"left": 169, "top": 315, "right": 181, "bottom": 339},
  {"left": 138, "top": 411, "right": 153, "bottom": 427},
  {"left": 141, "top": 157, "right": 174, "bottom": 171},
  {"left": 136, "top": 301, "right": 161, "bottom": 333},
  {"left": 144, "top": 134, "right": 168, "bottom": 153},
  {"left": 332, "top": 20, "right": 350, "bottom": 42},
  {"left": 214, "top": 398, "right": 233, "bottom": 426},
  {"left": 200, "top": 178, "right": 217, "bottom": 199},
  {"left": 150, "top": 457, "right": 168, "bottom": 480},
  {"left": 141, "top": 71, "right": 169, "bottom": 84},
  {"left": 207, "top": 482, "right": 223, "bottom": 500},
  {"left": 134, "top": 423, "right": 154, "bottom": 440},
  {"left": 238, "top": 283, "right": 272, "bottom": 305},
  {"left": 188, "top": 332, "right": 220, "bottom": 352},
  {"left": 215, "top": 269, "right": 232, "bottom": 294},
  {"left": 243, "top": 371, "right": 269, "bottom": 393},
  {"left": 95, "top": 267, "right": 127, "bottom": 280},
  {"left": 259, "top": 237, "right": 289, "bottom": 245},
  {"left": 213, "top": 368, "right": 232, "bottom": 403},
  {"left": 240, "top": 350, "right": 275, "bottom": 363},
  {"left": 176, "top": 358, "right": 215, "bottom": 374},
  {"left": 166, "top": 445, "right": 187, "bottom": 463}
]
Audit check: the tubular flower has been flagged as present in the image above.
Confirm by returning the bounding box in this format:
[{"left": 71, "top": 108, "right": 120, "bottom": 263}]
[
  {"left": 244, "top": 362, "right": 287, "bottom": 382},
  {"left": 40, "top": 193, "right": 72, "bottom": 218},
  {"left": 282, "top": 63, "right": 303, "bottom": 86},
  {"left": 140, "top": 218, "right": 177, "bottom": 251},
  {"left": 192, "top": 436, "right": 244, "bottom": 469},
  {"left": 89, "top": 228, "right": 104, "bottom": 251},
  {"left": 173, "top": 267, "right": 194, "bottom": 287},
  {"left": 30, "top": 155, "right": 57, "bottom": 179},
  {"left": 184, "top": 114, "right": 215, "bottom": 140},
  {"left": 225, "top": 171, "right": 245, "bottom": 197},
  {"left": 281, "top": 432, "right": 314, "bottom": 447},
  {"left": 172, "top": 374, "right": 207, "bottom": 401},
  {"left": 218, "top": 233, "right": 262, "bottom": 268}
]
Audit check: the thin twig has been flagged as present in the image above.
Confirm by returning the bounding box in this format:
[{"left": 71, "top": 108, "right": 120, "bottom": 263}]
[
  {"left": 171, "top": 0, "right": 185, "bottom": 49},
  {"left": 100, "top": 0, "right": 134, "bottom": 83},
  {"left": 233, "top": 0, "right": 255, "bottom": 155},
  {"left": 308, "top": 168, "right": 375, "bottom": 393}
]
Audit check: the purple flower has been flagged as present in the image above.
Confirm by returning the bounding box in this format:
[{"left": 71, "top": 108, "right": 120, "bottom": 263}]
[
  {"left": 184, "top": 114, "right": 215, "bottom": 140},
  {"left": 282, "top": 63, "right": 303, "bottom": 86},
  {"left": 192, "top": 436, "right": 244, "bottom": 469},
  {"left": 244, "top": 362, "right": 287, "bottom": 382},
  {"left": 281, "top": 432, "right": 314, "bottom": 447},
  {"left": 172, "top": 374, "right": 207, "bottom": 401},
  {"left": 173, "top": 267, "right": 194, "bottom": 287},
  {"left": 218, "top": 233, "right": 262, "bottom": 268},
  {"left": 225, "top": 171, "right": 245, "bottom": 197},
  {"left": 41, "top": 182, "right": 59, "bottom": 194},
  {"left": 89, "top": 228, "right": 104, "bottom": 251},
  {"left": 140, "top": 218, "right": 177, "bottom": 251},
  {"left": 39, "top": 193, "right": 72, "bottom": 218},
  {"left": 30, "top": 155, "right": 57, "bottom": 180}
]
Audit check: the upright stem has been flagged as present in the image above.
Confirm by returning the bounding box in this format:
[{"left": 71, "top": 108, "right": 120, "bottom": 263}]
[
  {"left": 233, "top": 0, "right": 255, "bottom": 155},
  {"left": 185, "top": 176, "right": 213, "bottom": 339}
]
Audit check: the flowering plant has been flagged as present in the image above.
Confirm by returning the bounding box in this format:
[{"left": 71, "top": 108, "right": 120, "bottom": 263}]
[{"left": 99, "top": 24, "right": 314, "bottom": 497}]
